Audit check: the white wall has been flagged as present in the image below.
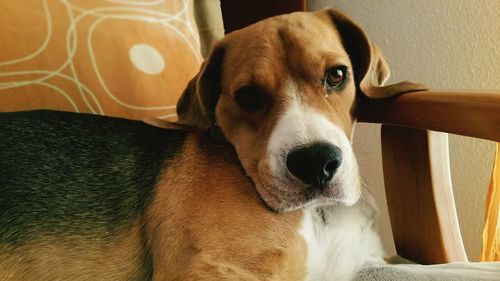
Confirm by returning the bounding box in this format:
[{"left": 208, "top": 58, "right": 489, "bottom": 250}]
[{"left": 308, "top": 0, "right": 499, "bottom": 261}]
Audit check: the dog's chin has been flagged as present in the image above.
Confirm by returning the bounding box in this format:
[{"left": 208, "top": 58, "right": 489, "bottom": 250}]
[{"left": 253, "top": 177, "right": 361, "bottom": 213}]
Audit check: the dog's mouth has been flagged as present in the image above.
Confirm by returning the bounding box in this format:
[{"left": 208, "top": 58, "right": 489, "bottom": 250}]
[
  {"left": 253, "top": 176, "right": 351, "bottom": 212},
  {"left": 252, "top": 154, "right": 360, "bottom": 212}
]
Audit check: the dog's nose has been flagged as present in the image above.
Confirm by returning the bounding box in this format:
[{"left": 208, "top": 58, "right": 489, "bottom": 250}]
[{"left": 286, "top": 143, "right": 342, "bottom": 188}]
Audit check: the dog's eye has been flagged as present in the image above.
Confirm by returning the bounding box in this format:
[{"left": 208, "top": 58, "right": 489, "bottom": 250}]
[
  {"left": 235, "top": 86, "right": 268, "bottom": 113},
  {"left": 324, "top": 65, "right": 348, "bottom": 91}
]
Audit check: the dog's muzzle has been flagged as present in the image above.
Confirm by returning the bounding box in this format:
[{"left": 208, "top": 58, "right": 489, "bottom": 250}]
[{"left": 286, "top": 142, "right": 342, "bottom": 189}]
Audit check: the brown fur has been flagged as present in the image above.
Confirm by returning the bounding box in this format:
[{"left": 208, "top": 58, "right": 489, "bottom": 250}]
[
  {"left": 0, "top": 223, "right": 148, "bottom": 281},
  {"left": 145, "top": 135, "right": 306, "bottom": 280}
]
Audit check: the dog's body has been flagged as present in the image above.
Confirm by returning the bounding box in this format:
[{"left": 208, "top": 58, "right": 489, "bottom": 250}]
[
  {"left": 0, "top": 9, "right": 425, "bottom": 281},
  {"left": 0, "top": 110, "right": 382, "bottom": 281}
]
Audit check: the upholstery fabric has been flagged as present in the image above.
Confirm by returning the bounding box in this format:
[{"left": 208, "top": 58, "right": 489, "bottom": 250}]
[{"left": 0, "top": 0, "right": 202, "bottom": 120}]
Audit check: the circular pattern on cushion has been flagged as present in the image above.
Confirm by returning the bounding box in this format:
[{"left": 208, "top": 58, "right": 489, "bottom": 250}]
[{"left": 129, "top": 44, "right": 165, "bottom": 75}]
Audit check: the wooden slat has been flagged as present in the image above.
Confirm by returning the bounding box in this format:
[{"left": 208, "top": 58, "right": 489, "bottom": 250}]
[
  {"left": 381, "top": 126, "right": 468, "bottom": 264},
  {"left": 359, "top": 91, "right": 500, "bottom": 141},
  {"left": 220, "top": 0, "right": 307, "bottom": 33}
]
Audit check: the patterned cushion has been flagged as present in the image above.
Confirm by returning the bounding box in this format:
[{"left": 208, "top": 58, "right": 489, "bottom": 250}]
[{"left": 0, "top": 0, "right": 202, "bottom": 120}]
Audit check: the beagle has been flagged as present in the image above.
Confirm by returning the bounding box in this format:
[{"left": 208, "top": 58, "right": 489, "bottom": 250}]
[{"left": 0, "top": 9, "right": 426, "bottom": 281}]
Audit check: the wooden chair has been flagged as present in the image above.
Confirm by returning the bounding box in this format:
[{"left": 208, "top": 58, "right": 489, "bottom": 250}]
[
  {"left": 360, "top": 91, "right": 500, "bottom": 264},
  {"left": 219, "top": 0, "right": 500, "bottom": 265}
]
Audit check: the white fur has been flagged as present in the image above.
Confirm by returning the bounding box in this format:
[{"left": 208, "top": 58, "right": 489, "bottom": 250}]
[
  {"left": 267, "top": 100, "right": 360, "bottom": 203},
  {"left": 299, "top": 202, "right": 385, "bottom": 281}
]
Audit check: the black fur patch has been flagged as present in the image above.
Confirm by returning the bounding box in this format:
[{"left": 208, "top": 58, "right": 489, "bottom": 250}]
[{"left": 0, "top": 110, "right": 186, "bottom": 246}]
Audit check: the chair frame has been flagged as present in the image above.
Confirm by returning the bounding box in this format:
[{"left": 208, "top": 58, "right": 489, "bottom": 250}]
[{"left": 360, "top": 91, "right": 500, "bottom": 263}]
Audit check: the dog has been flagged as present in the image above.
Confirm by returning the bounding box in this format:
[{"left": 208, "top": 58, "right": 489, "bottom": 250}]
[{"left": 0, "top": 9, "right": 426, "bottom": 281}]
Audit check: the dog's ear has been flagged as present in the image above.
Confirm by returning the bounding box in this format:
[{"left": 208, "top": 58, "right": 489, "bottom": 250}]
[
  {"left": 327, "top": 9, "right": 427, "bottom": 99},
  {"left": 176, "top": 44, "right": 226, "bottom": 129}
]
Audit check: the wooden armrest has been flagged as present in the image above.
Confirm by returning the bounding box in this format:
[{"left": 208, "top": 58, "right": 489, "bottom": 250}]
[
  {"left": 359, "top": 91, "right": 500, "bottom": 141},
  {"left": 361, "top": 90, "right": 498, "bottom": 263}
]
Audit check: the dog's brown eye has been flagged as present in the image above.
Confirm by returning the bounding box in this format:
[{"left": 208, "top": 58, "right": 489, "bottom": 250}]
[
  {"left": 235, "top": 86, "right": 268, "bottom": 113},
  {"left": 324, "top": 66, "right": 348, "bottom": 91}
]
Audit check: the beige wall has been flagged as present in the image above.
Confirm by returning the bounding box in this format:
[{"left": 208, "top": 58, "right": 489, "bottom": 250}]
[{"left": 308, "top": 0, "right": 499, "bottom": 261}]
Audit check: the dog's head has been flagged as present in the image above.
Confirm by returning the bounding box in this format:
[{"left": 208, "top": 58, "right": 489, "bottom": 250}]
[{"left": 177, "top": 9, "right": 426, "bottom": 212}]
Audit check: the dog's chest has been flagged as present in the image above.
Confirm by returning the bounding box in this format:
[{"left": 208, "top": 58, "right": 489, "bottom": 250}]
[{"left": 297, "top": 204, "right": 384, "bottom": 281}]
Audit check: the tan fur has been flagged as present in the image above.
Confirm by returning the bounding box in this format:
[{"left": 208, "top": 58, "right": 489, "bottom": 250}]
[
  {"left": 145, "top": 135, "right": 307, "bottom": 280},
  {"left": 0, "top": 223, "right": 148, "bottom": 281}
]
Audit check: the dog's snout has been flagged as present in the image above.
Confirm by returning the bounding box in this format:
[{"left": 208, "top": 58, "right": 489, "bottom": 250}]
[{"left": 286, "top": 143, "right": 342, "bottom": 188}]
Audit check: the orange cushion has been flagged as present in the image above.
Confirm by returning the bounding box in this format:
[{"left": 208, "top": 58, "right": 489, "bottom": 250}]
[{"left": 0, "top": 0, "right": 201, "bottom": 120}]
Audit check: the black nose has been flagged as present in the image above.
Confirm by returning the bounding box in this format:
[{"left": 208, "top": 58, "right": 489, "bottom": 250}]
[{"left": 286, "top": 142, "right": 342, "bottom": 188}]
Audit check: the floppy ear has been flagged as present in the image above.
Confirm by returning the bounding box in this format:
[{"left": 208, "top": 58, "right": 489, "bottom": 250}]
[
  {"left": 327, "top": 9, "right": 428, "bottom": 99},
  {"left": 176, "top": 44, "right": 226, "bottom": 129}
]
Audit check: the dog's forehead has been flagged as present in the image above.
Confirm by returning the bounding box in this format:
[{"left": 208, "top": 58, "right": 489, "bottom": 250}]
[{"left": 220, "top": 11, "right": 350, "bottom": 92}]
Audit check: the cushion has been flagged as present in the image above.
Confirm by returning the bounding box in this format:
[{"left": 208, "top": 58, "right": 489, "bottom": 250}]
[
  {"left": 356, "top": 262, "right": 500, "bottom": 281},
  {"left": 0, "top": 0, "right": 205, "bottom": 120}
]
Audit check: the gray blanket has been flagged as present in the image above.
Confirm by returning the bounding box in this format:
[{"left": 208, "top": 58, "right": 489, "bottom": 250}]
[{"left": 356, "top": 262, "right": 500, "bottom": 281}]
